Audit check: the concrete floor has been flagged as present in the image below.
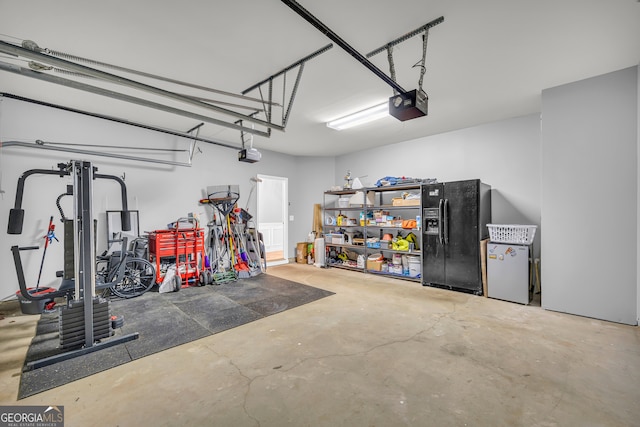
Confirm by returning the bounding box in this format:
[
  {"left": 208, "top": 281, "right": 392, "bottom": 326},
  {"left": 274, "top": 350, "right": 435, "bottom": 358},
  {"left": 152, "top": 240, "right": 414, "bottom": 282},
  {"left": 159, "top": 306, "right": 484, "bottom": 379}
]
[{"left": 1, "top": 263, "right": 639, "bottom": 426}]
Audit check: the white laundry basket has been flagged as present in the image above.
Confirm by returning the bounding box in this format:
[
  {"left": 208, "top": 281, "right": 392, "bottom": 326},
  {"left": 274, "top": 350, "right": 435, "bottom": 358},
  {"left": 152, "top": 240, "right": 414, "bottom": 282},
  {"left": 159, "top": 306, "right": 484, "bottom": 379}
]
[{"left": 487, "top": 224, "right": 537, "bottom": 245}]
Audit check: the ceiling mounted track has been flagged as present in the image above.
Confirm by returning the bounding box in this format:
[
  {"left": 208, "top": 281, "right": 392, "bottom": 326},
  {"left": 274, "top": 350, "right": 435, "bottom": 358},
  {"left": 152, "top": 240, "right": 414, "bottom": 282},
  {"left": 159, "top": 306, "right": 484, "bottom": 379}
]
[
  {"left": 0, "top": 93, "right": 237, "bottom": 168},
  {"left": 365, "top": 17, "right": 444, "bottom": 58},
  {"left": 366, "top": 17, "right": 444, "bottom": 97},
  {"left": 281, "top": 0, "right": 407, "bottom": 94},
  {"left": 43, "top": 45, "right": 277, "bottom": 107},
  {"left": 0, "top": 39, "right": 332, "bottom": 139},
  {"left": 243, "top": 43, "right": 332, "bottom": 128},
  {"left": 0, "top": 40, "right": 277, "bottom": 134},
  {"left": 2, "top": 140, "right": 195, "bottom": 168},
  {"left": 0, "top": 93, "right": 238, "bottom": 151},
  {"left": 0, "top": 60, "right": 273, "bottom": 137}
]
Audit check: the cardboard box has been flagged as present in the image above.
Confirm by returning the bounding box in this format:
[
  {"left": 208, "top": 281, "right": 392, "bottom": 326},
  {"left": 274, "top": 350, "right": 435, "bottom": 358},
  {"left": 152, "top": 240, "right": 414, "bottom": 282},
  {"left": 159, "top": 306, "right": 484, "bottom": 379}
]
[
  {"left": 325, "top": 234, "right": 345, "bottom": 244},
  {"left": 296, "top": 242, "right": 308, "bottom": 263},
  {"left": 367, "top": 260, "right": 383, "bottom": 271},
  {"left": 392, "top": 198, "right": 421, "bottom": 207},
  {"left": 349, "top": 191, "right": 375, "bottom": 206}
]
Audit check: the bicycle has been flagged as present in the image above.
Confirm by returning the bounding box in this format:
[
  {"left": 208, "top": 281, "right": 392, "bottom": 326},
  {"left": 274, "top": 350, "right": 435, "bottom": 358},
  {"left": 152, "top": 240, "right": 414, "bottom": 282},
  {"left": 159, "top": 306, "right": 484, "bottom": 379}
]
[{"left": 96, "top": 236, "right": 156, "bottom": 299}]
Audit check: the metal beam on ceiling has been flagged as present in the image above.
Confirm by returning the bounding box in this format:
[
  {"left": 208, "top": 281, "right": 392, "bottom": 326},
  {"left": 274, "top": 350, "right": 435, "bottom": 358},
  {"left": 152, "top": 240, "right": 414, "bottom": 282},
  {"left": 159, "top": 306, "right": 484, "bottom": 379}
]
[
  {"left": 242, "top": 43, "right": 333, "bottom": 128},
  {"left": 365, "top": 16, "right": 444, "bottom": 58},
  {"left": 0, "top": 40, "right": 283, "bottom": 133},
  {"left": 44, "top": 46, "right": 280, "bottom": 107},
  {"left": 243, "top": 43, "right": 333, "bottom": 93},
  {"left": 0, "top": 93, "right": 239, "bottom": 150},
  {"left": 2, "top": 140, "right": 195, "bottom": 168},
  {"left": 0, "top": 61, "right": 273, "bottom": 137}
]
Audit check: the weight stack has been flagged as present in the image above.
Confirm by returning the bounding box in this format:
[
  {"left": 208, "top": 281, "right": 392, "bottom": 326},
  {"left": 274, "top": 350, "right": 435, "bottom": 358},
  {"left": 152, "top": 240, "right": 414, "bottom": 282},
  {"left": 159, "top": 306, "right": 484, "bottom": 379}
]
[
  {"left": 63, "top": 219, "right": 98, "bottom": 280},
  {"left": 58, "top": 297, "right": 113, "bottom": 349}
]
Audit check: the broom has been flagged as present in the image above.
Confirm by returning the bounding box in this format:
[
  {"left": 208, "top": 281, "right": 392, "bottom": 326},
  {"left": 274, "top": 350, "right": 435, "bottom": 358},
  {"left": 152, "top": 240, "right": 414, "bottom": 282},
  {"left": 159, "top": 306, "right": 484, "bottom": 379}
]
[{"left": 36, "top": 216, "right": 58, "bottom": 291}]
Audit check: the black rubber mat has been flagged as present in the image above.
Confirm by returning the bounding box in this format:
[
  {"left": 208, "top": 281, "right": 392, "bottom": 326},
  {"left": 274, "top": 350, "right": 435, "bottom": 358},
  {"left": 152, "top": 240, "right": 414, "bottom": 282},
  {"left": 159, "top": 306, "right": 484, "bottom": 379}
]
[{"left": 18, "top": 274, "right": 334, "bottom": 399}]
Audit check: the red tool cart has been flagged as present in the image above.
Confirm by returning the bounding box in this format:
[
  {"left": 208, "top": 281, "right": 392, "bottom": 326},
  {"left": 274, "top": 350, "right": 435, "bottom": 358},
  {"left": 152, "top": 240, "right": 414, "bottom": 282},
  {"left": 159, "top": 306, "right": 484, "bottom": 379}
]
[{"left": 149, "top": 218, "right": 205, "bottom": 287}]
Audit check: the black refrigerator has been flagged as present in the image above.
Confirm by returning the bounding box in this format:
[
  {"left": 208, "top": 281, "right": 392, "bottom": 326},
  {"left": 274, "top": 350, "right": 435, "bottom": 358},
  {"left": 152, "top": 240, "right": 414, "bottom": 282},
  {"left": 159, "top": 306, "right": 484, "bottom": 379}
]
[{"left": 422, "top": 179, "right": 491, "bottom": 294}]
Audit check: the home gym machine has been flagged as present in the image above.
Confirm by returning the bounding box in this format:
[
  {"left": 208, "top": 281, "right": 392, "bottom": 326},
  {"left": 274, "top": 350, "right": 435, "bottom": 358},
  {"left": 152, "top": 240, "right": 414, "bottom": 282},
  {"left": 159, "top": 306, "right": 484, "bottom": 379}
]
[{"left": 8, "top": 160, "right": 139, "bottom": 370}]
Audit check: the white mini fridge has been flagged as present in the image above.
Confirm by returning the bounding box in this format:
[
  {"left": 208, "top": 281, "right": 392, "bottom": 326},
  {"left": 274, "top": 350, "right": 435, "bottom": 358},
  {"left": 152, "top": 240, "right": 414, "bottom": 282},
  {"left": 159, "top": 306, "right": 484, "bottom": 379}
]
[{"left": 487, "top": 243, "right": 530, "bottom": 304}]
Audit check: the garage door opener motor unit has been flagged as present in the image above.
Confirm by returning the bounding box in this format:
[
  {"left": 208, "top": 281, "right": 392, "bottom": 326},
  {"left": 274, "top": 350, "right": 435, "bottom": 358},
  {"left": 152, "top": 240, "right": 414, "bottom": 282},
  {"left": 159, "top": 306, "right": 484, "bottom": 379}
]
[
  {"left": 238, "top": 147, "right": 262, "bottom": 163},
  {"left": 236, "top": 118, "right": 262, "bottom": 163},
  {"left": 389, "top": 89, "right": 428, "bottom": 121},
  {"left": 281, "top": 0, "right": 442, "bottom": 123}
]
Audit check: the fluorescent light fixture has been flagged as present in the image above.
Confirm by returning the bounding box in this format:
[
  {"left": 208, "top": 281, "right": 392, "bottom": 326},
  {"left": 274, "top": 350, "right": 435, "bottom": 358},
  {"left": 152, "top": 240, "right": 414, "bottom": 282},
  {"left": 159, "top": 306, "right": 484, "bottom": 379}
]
[{"left": 326, "top": 102, "right": 389, "bottom": 130}]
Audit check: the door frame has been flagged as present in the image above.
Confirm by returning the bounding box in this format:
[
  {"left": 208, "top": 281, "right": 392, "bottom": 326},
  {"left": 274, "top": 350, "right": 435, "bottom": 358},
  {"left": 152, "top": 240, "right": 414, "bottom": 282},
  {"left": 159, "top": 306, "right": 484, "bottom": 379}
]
[{"left": 257, "top": 174, "right": 289, "bottom": 266}]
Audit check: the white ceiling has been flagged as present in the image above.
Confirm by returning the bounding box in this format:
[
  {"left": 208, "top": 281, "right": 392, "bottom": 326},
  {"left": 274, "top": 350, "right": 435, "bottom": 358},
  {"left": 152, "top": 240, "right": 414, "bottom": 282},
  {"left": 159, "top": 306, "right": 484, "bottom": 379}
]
[{"left": 1, "top": 0, "right": 639, "bottom": 157}]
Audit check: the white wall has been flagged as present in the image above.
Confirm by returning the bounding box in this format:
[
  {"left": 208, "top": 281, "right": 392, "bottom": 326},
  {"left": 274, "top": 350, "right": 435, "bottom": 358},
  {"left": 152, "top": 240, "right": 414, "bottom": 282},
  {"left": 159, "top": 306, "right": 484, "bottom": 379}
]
[
  {"left": 0, "top": 96, "right": 321, "bottom": 299},
  {"left": 334, "top": 114, "right": 542, "bottom": 256},
  {"left": 540, "top": 66, "right": 638, "bottom": 325},
  {"left": 290, "top": 156, "right": 335, "bottom": 248}
]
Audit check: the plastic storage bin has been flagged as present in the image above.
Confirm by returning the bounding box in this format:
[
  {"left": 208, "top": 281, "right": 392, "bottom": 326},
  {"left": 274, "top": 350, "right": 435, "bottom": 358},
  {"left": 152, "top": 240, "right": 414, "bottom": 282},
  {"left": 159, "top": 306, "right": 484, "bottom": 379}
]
[{"left": 337, "top": 198, "right": 350, "bottom": 208}]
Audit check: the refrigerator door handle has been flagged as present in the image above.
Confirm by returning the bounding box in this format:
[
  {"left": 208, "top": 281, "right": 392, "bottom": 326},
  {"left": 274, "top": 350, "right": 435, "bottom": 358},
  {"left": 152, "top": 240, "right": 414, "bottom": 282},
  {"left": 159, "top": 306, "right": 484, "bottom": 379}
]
[
  {"left": 443, "top": 198, "right": 449, "bottom": 244},
  {"left": 438, "top": 198, "right": 444, "bottom": 245}
]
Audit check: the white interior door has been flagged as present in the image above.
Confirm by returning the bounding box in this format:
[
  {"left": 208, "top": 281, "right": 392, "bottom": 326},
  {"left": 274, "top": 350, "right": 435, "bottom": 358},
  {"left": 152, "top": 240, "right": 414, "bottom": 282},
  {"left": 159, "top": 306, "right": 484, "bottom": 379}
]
[{"left": 257, "top": 174, "right": 288, "bottom": 265}]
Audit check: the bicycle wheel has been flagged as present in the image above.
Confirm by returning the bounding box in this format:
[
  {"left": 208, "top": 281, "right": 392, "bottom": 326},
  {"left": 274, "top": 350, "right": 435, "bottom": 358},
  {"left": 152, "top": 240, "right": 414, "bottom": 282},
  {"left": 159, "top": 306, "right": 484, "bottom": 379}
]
[{"left": 110, "top": 258, "right": 156, "bottom": 299}]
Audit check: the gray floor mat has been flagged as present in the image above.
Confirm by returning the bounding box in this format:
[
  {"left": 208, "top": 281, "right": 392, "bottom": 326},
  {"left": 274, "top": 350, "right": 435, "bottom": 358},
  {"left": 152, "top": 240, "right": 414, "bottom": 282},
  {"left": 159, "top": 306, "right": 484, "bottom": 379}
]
[{"left": 18, "top": 274, "right": 333, "bottom": 399}]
